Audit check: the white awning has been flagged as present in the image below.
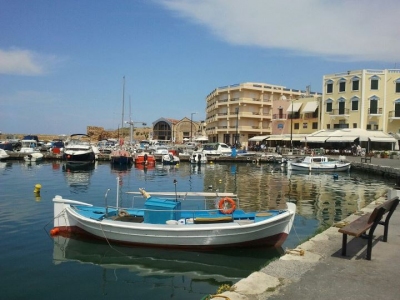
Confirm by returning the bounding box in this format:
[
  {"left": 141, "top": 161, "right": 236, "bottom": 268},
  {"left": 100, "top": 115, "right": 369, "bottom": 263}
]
[
  {"left": 286, "top": 102, "right": 302, "bottom": 113},
  {"left": 305, "top": 136, "right": 327, "bottom": 143},
  {"left": 248, "top": 135, "right": 270, "bottom": 142},
  {"left": 302, "top": 102, "right": 318, "bottom": 113},
  {"left": 326, "top": 136, "right": 357, "bottom": 142},
  {"left": 369, "top": 137, "right": 397, "bottom": 142},
  {"left": 267, "top": 136, "right": 285, "bottom": 141}
]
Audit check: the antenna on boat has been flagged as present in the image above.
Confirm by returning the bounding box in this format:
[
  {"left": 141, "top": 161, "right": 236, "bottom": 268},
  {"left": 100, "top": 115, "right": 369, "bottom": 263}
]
[
  {"left": 173, "top": 179, "right": 178, "bottom": 201},
  {"left": 104, "top": 188, "right": 111, "bottom": 217}
]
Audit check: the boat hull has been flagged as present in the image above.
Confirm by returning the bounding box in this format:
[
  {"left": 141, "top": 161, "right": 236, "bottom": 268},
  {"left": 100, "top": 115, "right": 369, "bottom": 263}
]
[
  {"left": 288, "top": 162, "right": 351, "bottom": 172},
  {"left": 52, "top": 197, "right": 296, "bottom": 249}
]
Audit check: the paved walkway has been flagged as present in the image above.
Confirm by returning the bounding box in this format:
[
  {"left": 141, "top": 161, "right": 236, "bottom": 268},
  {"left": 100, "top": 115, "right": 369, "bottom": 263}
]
[{"left": 210, "top": 159, "right": 400, "bottom": 300}]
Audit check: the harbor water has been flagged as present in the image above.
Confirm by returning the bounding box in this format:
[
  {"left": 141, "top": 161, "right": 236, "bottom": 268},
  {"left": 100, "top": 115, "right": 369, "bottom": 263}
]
[{"left": 0, "top": 160, "right": 394, "bottom": 299}]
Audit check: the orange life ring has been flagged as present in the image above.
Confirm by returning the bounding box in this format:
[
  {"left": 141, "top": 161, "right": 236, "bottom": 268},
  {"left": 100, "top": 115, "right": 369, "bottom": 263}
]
[{"left": 218, "top": 197, "right": 236, "bottom": 214}]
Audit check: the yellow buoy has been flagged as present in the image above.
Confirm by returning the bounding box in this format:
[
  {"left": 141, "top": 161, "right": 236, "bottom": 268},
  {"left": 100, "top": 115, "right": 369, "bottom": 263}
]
[{"left": 34, "top": 184, "right": 42, "bottom": 193}]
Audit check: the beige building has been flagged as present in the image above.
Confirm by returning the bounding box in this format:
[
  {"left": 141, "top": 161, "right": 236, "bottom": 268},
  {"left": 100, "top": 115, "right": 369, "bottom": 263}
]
[
  {"left": 205, "top": 82, "right": 321, "bottom": 148},
  {"left": 321, "top": 69, "right": 400, "bottom": 134},
  {"left": 151, "top": 117, "right": 205, "bottom": 144}
]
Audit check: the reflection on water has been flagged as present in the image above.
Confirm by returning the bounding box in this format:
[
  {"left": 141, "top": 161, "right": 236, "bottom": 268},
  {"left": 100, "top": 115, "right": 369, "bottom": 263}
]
[
  {"left": 53, "top": 235, "right": 283, "bottom": 285},
  {"left": 62, "top": 163, "right": 95, "bottom": 193}
]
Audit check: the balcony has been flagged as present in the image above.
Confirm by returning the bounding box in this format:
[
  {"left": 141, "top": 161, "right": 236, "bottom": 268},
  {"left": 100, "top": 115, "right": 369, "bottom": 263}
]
[
  {"left": 328, "top": 108, "right": 350, "bottom": 118},
  {"left": 273, "top": 114, "right": 287, "bottom": 120},
  {"left": 389, "top": 110, "right": 400, "bottom": 122},
  {"left": 368, "top": 108, "right": 382, "bottom": 115}
]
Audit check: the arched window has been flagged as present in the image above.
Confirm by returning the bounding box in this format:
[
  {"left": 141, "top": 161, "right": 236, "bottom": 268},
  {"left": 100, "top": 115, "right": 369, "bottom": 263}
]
[
  {"left": 351, "top": 76, "right": 360, "bottom": 91},
  {"left": 326, "top": 98, "right": 333, "bottom": 112},
  {"left": 394, "top": 99, "right": 400, "bottom": 117},
  {"left": 326, "top": 80, "right": 333, "bottom": 94},
  {"left": 395, "top": 78, "right": 400, "bottom": 93},
  {"left": 370, "top": 75, "right": 380, "bottom": 90},
  {"left": 351, "top": 96, "right": 359, "bottom": 111},
  {"left": 338, "top": 78, "right": 346, "bottom": 92},
  {"left": 338, "top": 97, "right": 346, "bottom": 114},
  {"left": 369, "top": 95, "right": 380, "bottom": 114}
]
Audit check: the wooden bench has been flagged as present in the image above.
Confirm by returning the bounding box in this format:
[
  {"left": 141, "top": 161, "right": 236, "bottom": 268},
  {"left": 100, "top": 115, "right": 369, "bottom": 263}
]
[
  {"left": 360, "top": 156, "right": 372, "bottom": 163},
  {"left": 338, "top": 197, "right": 399, "bottom": 260}
]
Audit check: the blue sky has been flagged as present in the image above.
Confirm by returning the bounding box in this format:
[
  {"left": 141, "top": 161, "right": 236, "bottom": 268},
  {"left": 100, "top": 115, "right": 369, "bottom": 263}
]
[{"left": 1, "top": 0, "right": 399, "bottom": 135}]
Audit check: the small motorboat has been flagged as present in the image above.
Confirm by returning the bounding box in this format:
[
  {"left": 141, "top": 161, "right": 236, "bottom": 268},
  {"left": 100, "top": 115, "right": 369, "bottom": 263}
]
[
  {"left": 287, "top": 155, "right": 351, "bottom": 172},
  {"left": 51, "top": 179, "right": 296, "bottom": 249},
  {"left": 0, "top": 149, "right": 9, "bottom": 160},
  {"left": 24, "top": 152, "right": 44, "bottom": 162},
  {"left": 63, "top": 134, "right": 96, "bottom": 166},
  {"left": 161, "top": 153, "right": 180, "bottom": 165},
  {"left": 190, "top": 151, "right": 207, "bottom": 164}
]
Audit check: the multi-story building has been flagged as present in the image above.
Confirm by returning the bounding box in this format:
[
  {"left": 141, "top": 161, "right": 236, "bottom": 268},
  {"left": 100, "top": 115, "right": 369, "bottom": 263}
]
[
  {"left": 205, "top": 82, "right": 320, "bottom": 148},
  {"left": 321, "top": 69, "right": 400, "bottom": 134}
]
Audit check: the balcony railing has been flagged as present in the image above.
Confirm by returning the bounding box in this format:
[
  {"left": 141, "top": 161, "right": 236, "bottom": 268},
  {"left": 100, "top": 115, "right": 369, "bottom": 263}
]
[
  {"left": 389, "top": 110, "right": 400, "bottom": 118},
  {"left": 368, "top": 108, "right": 382, "bottom": 115},
  {"left": 328, "top": 108, "right": 350, "bottom": 115}
]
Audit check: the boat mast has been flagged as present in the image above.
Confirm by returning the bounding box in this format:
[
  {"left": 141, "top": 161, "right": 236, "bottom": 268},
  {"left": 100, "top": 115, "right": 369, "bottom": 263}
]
[{"left": 121, "top": 76, "right": 125, "bottom": 142}]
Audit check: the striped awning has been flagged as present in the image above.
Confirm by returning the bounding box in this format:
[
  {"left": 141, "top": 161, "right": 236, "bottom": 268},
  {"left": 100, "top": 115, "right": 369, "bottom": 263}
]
[{"left": 248, "top": 135, "right": 270, "bottom": 141}]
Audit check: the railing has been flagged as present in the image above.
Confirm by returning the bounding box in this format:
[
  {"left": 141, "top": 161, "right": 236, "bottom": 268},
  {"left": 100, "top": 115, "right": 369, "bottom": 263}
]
[
  {"left": 389, "top": 111, "right": 400, "bottom": 118},
  {"left": 368, "top": 108, "right": 382, "bottom": 114},
  {"left": 329, "top": 108, "right": 350, "bottom": 115}
]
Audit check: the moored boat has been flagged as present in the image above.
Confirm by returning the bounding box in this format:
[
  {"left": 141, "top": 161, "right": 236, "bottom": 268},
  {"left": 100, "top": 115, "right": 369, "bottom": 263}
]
[
  {"left": 24, "top": 152, "right": 44, "bottom": 162},
  {"left": 63, "top": 134, "right": 96, "bottom": 166},
  {"left": 287, "top": 155, "right": 351, "bottom": 172},
  {"left": 190, "top": 151, "right": 207, "bottom": 164},
  {"left": 0, "top": 149, "right": 9, "bottom": 160},
  {"left": 161, "top": 153, "right": 180, "bottom": 165},
  {"left": 110, "top": 149, "right": 133, "bottom": 165},
  {"left": 50, "top": 180, "right": 296, "bottom": 249}
]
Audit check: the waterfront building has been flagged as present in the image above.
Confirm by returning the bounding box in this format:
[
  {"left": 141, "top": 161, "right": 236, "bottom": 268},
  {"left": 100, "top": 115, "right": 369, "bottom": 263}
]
[
  {"left": 205, "top": 82, "right": 321, "bottom": 149},
  {"left": 321, "top": 69, "right": 400, "bottom": 136}
]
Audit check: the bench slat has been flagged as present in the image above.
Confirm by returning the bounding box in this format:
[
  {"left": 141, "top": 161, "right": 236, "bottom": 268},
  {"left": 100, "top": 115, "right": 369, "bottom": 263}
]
[{"left": 338, "top": 213, "right": 372, "bottom": 237}]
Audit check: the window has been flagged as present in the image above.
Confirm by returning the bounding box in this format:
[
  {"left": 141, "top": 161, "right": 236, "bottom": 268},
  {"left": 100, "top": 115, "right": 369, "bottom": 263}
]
[
  {"left": 353, "top": 123, "right": 357, "bottom": 128},
  {"left": 369, "top": 96, "right": 379, "bottom": 114},
  {"left": 338, "top": 97, "right": 346, "bottom": 115},
  {"left": 327, "top": 124, "right": 331, "bottom": 129},
  {"left": 370, "top": 75, "right": 380, "bottom": 90},
  {"left": 294, "top": 123, "right": 299, "bottom": 130},
  {"left": 395, "top": 78, "right": 400, "bottom": 93},
  {"left": 326, "top": 99, "right": 333, "bottom": 112},
  {"left": 303, "top": 123, "right": 308, "bottom": 129},
  {"left": 351, "top": 96, "right": 359, "bottom": 111},
  {"left": 352, "top": 76, "right": 360, "bottom": 91},
  {"left": 326, "top": 80, "right": 333, "bottom": 93},
  {"left": 339, "top": 78, "right": 346, "bottom": 92},
  {"left": 312, "top": 122, "right": 318, "bottom": 129}
]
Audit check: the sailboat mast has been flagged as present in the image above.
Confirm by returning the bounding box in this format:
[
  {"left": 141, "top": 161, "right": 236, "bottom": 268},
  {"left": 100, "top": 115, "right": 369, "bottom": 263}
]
[{"left": 121, "top": 76, "right": 125, "bottom": 131}]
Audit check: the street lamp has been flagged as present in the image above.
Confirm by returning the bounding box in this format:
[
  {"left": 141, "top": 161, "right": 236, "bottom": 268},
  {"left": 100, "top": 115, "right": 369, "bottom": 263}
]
[
  {"left": 125, "top": 120, "right": 147, "bottom": 146},
  {"left": 290, "top": 99, "right": 293, "bottom": 150},
  {"left": 235, "top": 107, "right": 239, "bottom": 147},
  {"left": 190, "top": 112, "right": 197, "bottom": 142}
]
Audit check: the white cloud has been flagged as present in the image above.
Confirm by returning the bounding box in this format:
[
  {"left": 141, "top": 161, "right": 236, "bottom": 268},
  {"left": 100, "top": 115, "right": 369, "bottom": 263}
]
[
  {"left": 0, "top": 48, "right": 58, "bottom": 75},
  {"left": 159, "top": 0, "right": 400, "bottom": 62}
]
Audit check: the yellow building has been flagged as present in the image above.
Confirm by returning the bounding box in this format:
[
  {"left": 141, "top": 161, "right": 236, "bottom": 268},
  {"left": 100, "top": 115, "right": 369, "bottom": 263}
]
[
  {"left": 205, "top": 82, "right": 321, "bottom": 148},
  {"left": 321, "top": 69, "right": 400, "bottom": 134}
]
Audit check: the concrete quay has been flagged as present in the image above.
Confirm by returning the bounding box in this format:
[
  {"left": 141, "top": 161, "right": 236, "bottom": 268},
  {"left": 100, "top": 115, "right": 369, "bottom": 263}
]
[{"left": 210, "top": 192, "right": 400, "bottom": 300}]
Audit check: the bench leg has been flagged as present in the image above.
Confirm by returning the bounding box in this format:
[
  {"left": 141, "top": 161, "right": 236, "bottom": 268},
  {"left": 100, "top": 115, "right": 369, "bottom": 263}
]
[{"left": 341, "top": 234, "right": 348, "bottom": 256}]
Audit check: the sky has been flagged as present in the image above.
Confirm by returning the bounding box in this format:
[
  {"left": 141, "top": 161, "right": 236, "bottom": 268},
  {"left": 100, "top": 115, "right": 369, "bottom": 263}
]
[{"left": 1, "top": 0, "right": 399, "bottom": 135}]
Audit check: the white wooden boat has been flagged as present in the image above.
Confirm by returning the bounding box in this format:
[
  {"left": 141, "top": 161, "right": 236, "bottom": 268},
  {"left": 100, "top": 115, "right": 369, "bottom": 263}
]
[
  {"left": 24, "top": 152, "right": 43, "bottom": 162},
  {"left": 51, "top": 180, "right": 296, "bottom": 249},
  {"left": 287, "top": 156, "right": 351, "bottom": 172}
]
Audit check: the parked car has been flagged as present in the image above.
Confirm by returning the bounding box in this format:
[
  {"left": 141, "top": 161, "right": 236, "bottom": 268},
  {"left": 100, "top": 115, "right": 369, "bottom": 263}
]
[{"left": 201, "top": 143, "right": 232, "bottom": 156}]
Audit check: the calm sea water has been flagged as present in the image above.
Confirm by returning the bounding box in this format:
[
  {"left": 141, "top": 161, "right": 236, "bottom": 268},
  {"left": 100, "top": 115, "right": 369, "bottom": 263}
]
[{"left": 0, "top": 160, "right": 394, "bottom": 299}]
